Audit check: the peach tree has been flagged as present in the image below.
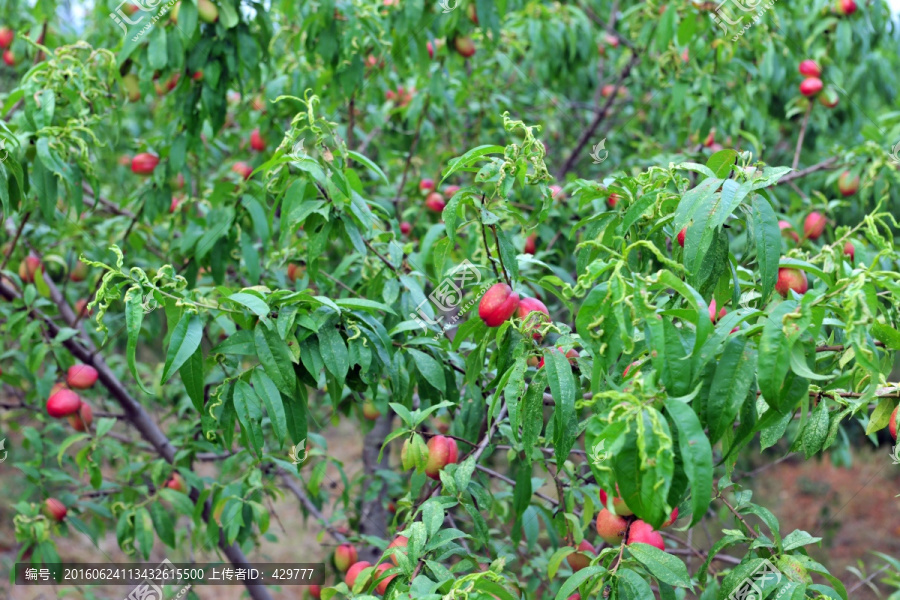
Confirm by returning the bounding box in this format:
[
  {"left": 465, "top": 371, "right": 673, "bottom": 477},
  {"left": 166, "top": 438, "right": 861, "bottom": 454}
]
[{"left": 2, "top": 1, "right": 900, "bottom": 599}]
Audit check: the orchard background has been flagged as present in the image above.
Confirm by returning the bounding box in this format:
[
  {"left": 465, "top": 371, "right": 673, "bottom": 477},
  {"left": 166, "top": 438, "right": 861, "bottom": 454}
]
[{"left": 1, "top": 0, "right": 900, "bottom": 598}]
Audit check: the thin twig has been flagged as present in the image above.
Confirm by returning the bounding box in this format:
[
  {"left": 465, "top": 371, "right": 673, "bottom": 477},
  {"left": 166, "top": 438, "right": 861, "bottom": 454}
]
[
  {"left": 1, "top": 211, "right": 30, "bottom": 271},
  {"left": 776, "top": 157, "right": 839, "bottom": 185},
  {"left": 393, "top": 95, "right": 431, "bottom": 216},
  {"left": 792, "top": 103, "right": 813, "bottom": 170}
]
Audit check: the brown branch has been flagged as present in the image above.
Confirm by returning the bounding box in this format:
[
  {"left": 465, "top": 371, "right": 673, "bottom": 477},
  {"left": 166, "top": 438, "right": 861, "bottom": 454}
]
[
  {"left": 363, "top": 238, "right": 399, "bottom": 273},
  {"left": 474, "top": 464, "right": 559, "bottom": 506},
  {"left": 277, "top": 468, "right": 349, "bottom": 545},
  {"left": 0, "top": 279, "right": 274, "bottom": 600},
  {"left": 792, "top": 102, "right": 813, "bottom": 171},
  {"left": 816, "top": 340, "right": 884, "bottom": 352},
  {"left": 392, "top": 95, "right": 431, "bottom": 217},
  {"left": 776, "top": 157, "right": 839, "bottom": 185},
  {"left": 557, "top": 50, "right": 640, "bottom": 179},
  {"left": 1, "top": 211, "right": 30, "bottom": 272},
  {"left": 715, "top": 485, "right": 758, "bottom": 538}
]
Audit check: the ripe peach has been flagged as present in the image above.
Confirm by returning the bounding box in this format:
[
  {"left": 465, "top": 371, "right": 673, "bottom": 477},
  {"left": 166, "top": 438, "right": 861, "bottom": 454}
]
[
  {"left": 68, "top": 402, "right": 93, "bottom": 432},
  {"left": 344, "top": 560, "right": 372, "bottom": 588},
  {"left": 599, "top": 487, "right": 633, "bottom": 516},
  {"left": 388, "top": 535, "right": 408, "bottom": 566},
  {"left": 374, "top": 563, "right": 396, "bottom": 593},
  {"left": 18, "top": 255, "right": 42, "bottom": 283},
  {"left": 595, "top": 508, "right": 627, "bottom": 544},
  {"left": 454, "top": 36, "right": 476, "bottom": 58},
  {"left": 43, "top": 498, "right": 67, "bottom": 521},
  {"left": 676, "top": 227, "right": 686, "bottom": 247},
  {"left": 626, "top": 520, "right": 665, "bottom": 550},
  {"left": 798, "top": 60, "right": 821, "bottom": 78},
  {"left": 67, "top": 364, "right": 98, "bottom": 389},
  {"left": 131, "top": 153, "right": 160, "bottom": 175},
  {"left": 425, "top": 435, "right": 459, "bottom": 480},
  {"left": 890, "top": 406, "right": 897, "bottom": 440},
  {"left": 478, "top": 283, "right": 520, "bottom": 327},
  {"left": 779, "top": 220, "right": 800, "bottom": 243},
  {"left": 524, "top": 233, "right": 537, "bottom": 255},
  {"left": 425, "top": 192, "right": 446, "bottom": 213},
  {"left": 838, "top": 171, "right": 859, "bottom": 196},
  {"left": 775, "top": 267, "right": 808, "bottom": 297},
  {"left": 843, "top": 241, "right": 855, "bottom": 262},
  {"left": 165, "top": 473, "right": 186, "bottom": 492},
  {"left": 566, "top": 539, "right": 594, "bottom": 572},
  {"left": 335, "top": 544, "right": 358, "bottom": 572},
  {"left": 803, "top": 211, "right": 826, "bottom": 240},
  {"left": 47, "top": 389, "right": 82, "bottom": 418},
  {"left": 516, "top": 296, "right": 550, "bottom": 339},
  {"left": 799, "top": 77, "right": 823, "bottom": 97},
  {"left": 250, "top": 128, "right": 265, "bottom": 152}
]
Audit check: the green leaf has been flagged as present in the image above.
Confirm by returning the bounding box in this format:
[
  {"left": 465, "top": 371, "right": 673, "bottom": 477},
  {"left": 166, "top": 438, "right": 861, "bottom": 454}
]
[
  {"left": 347, "top": 150, "right": 389, "bottom": 183},
  {"left": 254, "top": 322, "right": 298, "bottom": 396},
  {"left": 408, "top": 348, "right": 446, "bottom": 394},
  {"left": 161, "top": 314, "right": 203, "bottom": 385},
  {"left": 706, "top": 149, "right": 737, "bottom": 179},
  {"left": 227, "top": 292, "right": 270, "bottom": 318},
  {"left": 149, "top": 501, "right": 175, "bottom": 547},
  {"left": 665, "top": 399, "right": 712, "bottom": 527},
  {"left": 334, "top": 298, "right": 397, "bottom": 316},
  {"left": 749, "top": 195, "right": 781, "bottom": 303},
  {"left": 148, "top": 27, "right": 167, "bottom": 71},
  {"left": 125, "top": 287, "right": 153, "bottom": 395},
  {"left": 441, "top": 145, "right": 505, "bottom": 183},
  {"left": 617, "top": 568, "right": 655, "bottom": 598},
  {"left": 494, "top": 228, "right": 519, "bottom": 281},
  {"left": 521, "top": 371, "right": 547, "bottom": 464},
  {"left": 251, "top": 370, "right": 287, "bottom": 446},
  {"left": 544, "top": 348, "right": 577, "bottom": 468},
  {"left": 627, "top": 543, "right": 692, "bottom": 588},
  {"left": 554, "top": 565, "right": 605, "bottom": 600},
  {"left": 233, "top": 380, "right": 265, "bottom": 457},
  {"left": 706, "top": 337, "right": 756, "bottom": 443},
  {"left": 212, "top": 330, "right": 257, "bottom": 355},
  {"left": 179, "top": 345, "right": 205, "bottom": 413},
  {"left": 135, "top": 507, "right": 154, "bottom": 559},
  {"left": 673, "top": 177, "right": 722, "bottom": 232},
  {"left": 871, "top": 323, "right": 900, "bottom": 349},
  {"left": 757, "top": 301, "right": 798, "bottom": 411},
  {"left": 317, "top": 322, "right": 349, "bottom": 380}
]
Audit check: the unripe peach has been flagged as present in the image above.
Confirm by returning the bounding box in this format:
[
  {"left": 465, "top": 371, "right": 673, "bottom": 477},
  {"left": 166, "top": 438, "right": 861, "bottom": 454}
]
[
  {"left": 43, "top": 498, "right": 67, "bottom": 521},
  {"left": 779, "top": 220, "right": 799, "bottom": 243},
  {"left": 387, "top": 535, "right": 408, "bottom": 566},
  {"left": 838, "top": 171, "right": 859, "bottom": 196},
  {"left": 425, "top": 192, "right": 446, "bottom": 213},
  {"left": 890, "top": 406, "right": 897, "bottom": 440},
  {"left": 676, "top": 228, "right": 686, "bottom": 248},
  {"left": 122, "top": 73, "right": 141, "bottom": 102},
  {"left": 198, "top": 0, "right": 219, "bottom": 22},
  {"left": 516, "top": 296, "right": 550, "bottom": 339},
  {"left": 566, "top": 539, "right": 594, "bottom": 572},
  {"left": 799, "top": 77, "right": 823, "bottom": 97},
  {"left": 819, "top": 87, "right": 839, "bottom": 108},
  {"left": 374, "top": 563, "right": 396, "bottom": 593},
  {"left": 287, "top": 263, "right": 303, "bottom": 282},
  {"left": 626, "top": 520, "right": 665, "bottom": 550},
  {"left": 425, "top": 435, "right": 459, "bottom": 479},
  {"left": 70, "top": 261, "right": 89, "bottom": 282},
  {"left": 803, "top": 211, "right": 826, "bottom": 240},
  {"left": 467, "top": 3, "right": 478, "bottom": 24},
  {"left": 362, "top": 400, "right": 381, "bottom": 420},
  {"left": 18, "top": 255, "right": 42, "bottom": 283},
  {"left": 599, "top": 487, "right": 633, "bottom": 516},
  {"left": 454, "top": 36, "right": 476, "bottom": 58},
  {"left": 524, "top": 234, "right": 537, "bottom": 255},
  {"left": 67, "top": 364, "right": 99, "bottom": 389},
  {"left": 335, "top": 544, "right": 358, "bottom": 572},
  {"left": 798, "top": 60, "right": 821, "bottom": 78},
  {"left": 131, "top": 153, "right": 160, "bottom": 175},
  {"left": 344, "top": 560, "right": 372, "bottom": 588},
  {"left": 843, "top": 241, "right": 855, "bottom": 262},
  {"left": 68, "top": 402, "right": 93, "bottom": 432},
  {"left": 595, "top": 508, "right": 627, "bottom": 544},
  {"left": 478, "top": 283, "right": 520, "bottom": 327},
  {"left": 47, "top": 389, "right": 82, "bottom": 418},
  {"left": 775, "top": 267, "right": 808, "bottom": 297},
  {"left": 250, "top": 128, "right": 265, "bottom": 152}
]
